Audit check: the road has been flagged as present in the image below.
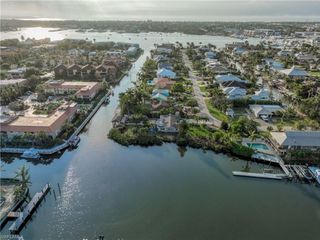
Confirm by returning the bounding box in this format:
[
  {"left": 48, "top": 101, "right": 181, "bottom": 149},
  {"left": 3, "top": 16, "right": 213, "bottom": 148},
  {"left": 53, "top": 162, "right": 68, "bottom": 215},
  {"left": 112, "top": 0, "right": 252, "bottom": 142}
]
[{"left": 182, "top": 50, "right": 222, "bottom": 127}]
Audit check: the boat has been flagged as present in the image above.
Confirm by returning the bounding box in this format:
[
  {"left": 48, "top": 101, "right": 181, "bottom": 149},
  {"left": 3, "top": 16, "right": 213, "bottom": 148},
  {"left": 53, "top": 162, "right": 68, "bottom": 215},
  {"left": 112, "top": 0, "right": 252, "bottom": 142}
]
[
  {"left": 69, "top": 136, "right": 80, "bottom": 148},
  {"left": 297, "top": 166, "right": 313, "bottom": 181},
  {"left": 21, "top": 148, "right": 40, "bottom": 159},
  {"left": 308, "top": 166, "right": 320, "bottom": 185}
]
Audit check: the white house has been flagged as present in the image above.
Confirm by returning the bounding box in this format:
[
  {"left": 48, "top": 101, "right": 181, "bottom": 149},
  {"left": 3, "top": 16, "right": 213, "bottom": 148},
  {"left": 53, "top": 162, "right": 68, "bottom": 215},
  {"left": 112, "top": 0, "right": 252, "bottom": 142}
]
[
  {"left": 223, "top": 87, "right": 247, "bottom": 100},
  {"left": 251, "top": 89, "right": 270, "bottom": 101}
]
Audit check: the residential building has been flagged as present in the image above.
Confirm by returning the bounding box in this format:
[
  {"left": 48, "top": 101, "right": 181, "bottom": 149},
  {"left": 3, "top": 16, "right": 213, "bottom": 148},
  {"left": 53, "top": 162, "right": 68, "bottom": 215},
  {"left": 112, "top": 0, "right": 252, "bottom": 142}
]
[
  {"left": 0, "top": 79, "right": 28, "bottom": 87},
  {"left": 249, "top": 104, "right": 283, "bottom": 118},
  {"left": 223, "top": 87, "right": 247, "bottom": 100},
  {"left": 269, "top": 131, "right": 320, "bottom": 154},
  {"left": 54, "top": 64, "right": 68, "bottom": 79},
  {"left": 157, "top": 68, "right": 177, "bottom": 79},
  {"left": 156, "top": 114, "right": 179, "bottom": 133},
  {"left": 215, "top": 74, "right": 247, "bottom": 83},
  {"left": 45, "top": 80, "right": 101, "bottom": 100},
  {"left": 280, "top": 66, "right": 308, "bottom": 79},
  {"left": 0, "top": 102, "right": 77, "bottom": 138},
  {"left": 251, "top": 89, "right": 270, "bottom": 101},
  {"left": 154, "top": 78, "right": 176, "bottom": 90}
]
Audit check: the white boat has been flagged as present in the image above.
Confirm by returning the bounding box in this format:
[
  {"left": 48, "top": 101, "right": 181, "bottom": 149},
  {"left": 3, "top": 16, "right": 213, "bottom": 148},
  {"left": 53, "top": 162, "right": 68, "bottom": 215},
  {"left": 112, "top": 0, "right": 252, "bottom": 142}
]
[{"left": 21, "top": 148, "right": 40, "bottom": 159}]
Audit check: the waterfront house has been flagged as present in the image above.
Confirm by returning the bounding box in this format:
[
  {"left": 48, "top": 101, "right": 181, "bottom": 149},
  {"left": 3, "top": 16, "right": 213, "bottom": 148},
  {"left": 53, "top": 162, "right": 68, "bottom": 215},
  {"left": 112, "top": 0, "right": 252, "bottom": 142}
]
[
  {"left": 269, "top": 131, "right": 320, "bottom": 154},
  {"left": 223, "top": 87, "right": 247, "bottom": 100},
  {"left": 156, "top": 114, "right": 179, "bottom": 133},
  {"left": 54, "top": 64, "right": 68, "bottom": 79},
  {"left": 249, "top": 104, "right": 283, "bottom": 118},
  {"left": 251, "top": 89, "right": 271, "bottom": 101},
  {"left": 157, "top": 68, "right": 177, "bottom": 79},
  {"left": 0, "top": 102, "right": 77, "bottom": 138}
]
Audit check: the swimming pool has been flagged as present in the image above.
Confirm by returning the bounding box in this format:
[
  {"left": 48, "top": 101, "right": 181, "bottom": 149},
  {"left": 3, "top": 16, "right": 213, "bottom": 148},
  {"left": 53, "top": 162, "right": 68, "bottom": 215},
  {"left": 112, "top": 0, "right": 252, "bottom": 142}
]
[{"left": 247, "top": 143, "right": 270, "bottom": 150}]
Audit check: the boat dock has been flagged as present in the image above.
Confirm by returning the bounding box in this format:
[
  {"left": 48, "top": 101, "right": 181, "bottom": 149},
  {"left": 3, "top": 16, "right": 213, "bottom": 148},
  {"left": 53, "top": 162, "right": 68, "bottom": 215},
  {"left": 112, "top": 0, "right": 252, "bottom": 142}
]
[
  {"left": 252, "top": 153, "right": 292, "bottom": 178},
  {"left": 8, "top": 184, "right": 50, "bottom": 234},
  {"left": 232, "top": 171, "right": 284, "bottom": 180}
]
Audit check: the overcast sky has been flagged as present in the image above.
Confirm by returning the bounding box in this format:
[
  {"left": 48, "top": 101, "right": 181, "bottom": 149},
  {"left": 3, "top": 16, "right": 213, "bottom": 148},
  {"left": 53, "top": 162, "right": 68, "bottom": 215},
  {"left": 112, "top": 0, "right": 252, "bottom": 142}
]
[{"left": 2, "top": 0, "right": 320, "bottom": 21}]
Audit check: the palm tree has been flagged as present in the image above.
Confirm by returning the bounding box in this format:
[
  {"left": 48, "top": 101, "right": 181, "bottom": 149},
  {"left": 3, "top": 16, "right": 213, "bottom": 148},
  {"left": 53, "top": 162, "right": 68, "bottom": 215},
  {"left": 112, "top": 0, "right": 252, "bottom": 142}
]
[{"left": 15, "top": 165, "right": 31, "bottom": 190}]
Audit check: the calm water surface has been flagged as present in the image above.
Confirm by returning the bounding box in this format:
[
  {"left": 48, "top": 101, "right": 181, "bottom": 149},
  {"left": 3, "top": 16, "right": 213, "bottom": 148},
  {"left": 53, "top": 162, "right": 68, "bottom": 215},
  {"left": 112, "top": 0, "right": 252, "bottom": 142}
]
[{"left": 1, "top": 29, "right": 320, "bottom": 240}]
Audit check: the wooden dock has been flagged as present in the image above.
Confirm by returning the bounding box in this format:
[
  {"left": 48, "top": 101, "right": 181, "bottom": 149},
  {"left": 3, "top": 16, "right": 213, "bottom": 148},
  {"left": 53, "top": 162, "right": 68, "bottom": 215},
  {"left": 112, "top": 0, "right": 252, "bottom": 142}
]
[
  {"left": 232, "top": 171, "right": 284, "bottom": 180},
  {"left": 9, "top": 184, "right": 50, "bottom": 234}
]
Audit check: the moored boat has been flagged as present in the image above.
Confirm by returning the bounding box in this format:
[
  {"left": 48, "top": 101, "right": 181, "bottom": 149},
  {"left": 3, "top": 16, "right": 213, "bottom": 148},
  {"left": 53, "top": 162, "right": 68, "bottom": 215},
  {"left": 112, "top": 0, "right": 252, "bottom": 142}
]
[
  {"left": 21, "top": 148, "right": 40, "bottom": 159},
  {"left": 308, "top": 166, "right": 320, "bottom": 185}
]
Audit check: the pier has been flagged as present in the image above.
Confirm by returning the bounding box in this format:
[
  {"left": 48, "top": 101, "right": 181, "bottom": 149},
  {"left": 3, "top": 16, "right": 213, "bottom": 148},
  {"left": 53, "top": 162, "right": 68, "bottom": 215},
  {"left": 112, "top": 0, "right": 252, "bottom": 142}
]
[
  {"left": 8, "top": 184, "right": 50, "bottom": 234},
  {"left": 232, "top": 171, "right": 285, "bottom": 180},
  {"left": 252, "top": 153, "right": 292, "bottom": 178}
]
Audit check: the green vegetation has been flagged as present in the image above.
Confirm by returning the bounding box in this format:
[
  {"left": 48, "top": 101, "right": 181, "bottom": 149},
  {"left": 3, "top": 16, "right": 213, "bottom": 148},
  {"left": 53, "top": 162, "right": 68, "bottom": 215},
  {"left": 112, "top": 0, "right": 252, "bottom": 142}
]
[
  {"left": 33, "top": 102, "right": 62, "bottom": 115},
  {"left": 205, "top": 99, "right": 228, "bottom": 122},
  {"left": 14, "top": 165, "right": 31, "bottom": 201}
]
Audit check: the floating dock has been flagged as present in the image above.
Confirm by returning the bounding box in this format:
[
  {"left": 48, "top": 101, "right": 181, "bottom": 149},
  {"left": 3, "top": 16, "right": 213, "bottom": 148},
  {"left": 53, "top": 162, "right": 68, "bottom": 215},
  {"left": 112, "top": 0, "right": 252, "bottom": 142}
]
[
  {"left": 9, "top": 184, "right": 50, "bottom": 234},
  {"left": 232, "top": 171, "right": 284, "bottom": 180}
]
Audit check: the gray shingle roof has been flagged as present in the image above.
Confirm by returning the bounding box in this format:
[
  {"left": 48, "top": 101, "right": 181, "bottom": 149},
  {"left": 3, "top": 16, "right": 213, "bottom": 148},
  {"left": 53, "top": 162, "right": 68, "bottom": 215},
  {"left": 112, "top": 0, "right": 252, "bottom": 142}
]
[{"left": 271, "top": 131, "right": 320, "bottom": 147}]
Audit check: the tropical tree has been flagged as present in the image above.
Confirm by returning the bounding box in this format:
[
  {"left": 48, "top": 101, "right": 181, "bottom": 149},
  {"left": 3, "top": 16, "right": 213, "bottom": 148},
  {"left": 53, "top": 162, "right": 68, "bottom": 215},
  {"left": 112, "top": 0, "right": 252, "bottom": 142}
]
[{"left": 15, "top": 165, "right": 31, "bottom": 190}]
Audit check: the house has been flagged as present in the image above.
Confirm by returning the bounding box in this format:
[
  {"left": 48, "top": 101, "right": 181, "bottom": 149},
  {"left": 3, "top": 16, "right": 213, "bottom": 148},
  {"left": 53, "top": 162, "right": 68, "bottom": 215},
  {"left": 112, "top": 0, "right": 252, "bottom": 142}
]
[
  {"left": 126, "top": 46, "right": 138, "bottom": 56},
  {"left": 45, "top": 80, "right": 101, "bottom": 100},
  {"left": 295, "top": 52, "right": 317, "bottom": 63},
  {"left": 206, "top": 62, "right": 229, "bottom": 74},
  {"left": 205, "top": 51, "right": 217, "bottom": 59},
  {"left": 277, "top": 50, "right": 294, "bottom": 57},
  {"left": 220, "top": 80, "right": 247, "bottom": 89},
  {"left": 7, "top": 67, "right": 26, "bottom": 79},
  {"left": 232, "top": 47, "right": 247, "bottom": 56},
  {"left": 158, "top": 62, "right": 173, "bottom": 71},
  {"left": 280, "top": 66, "right": 308, "bottom": 79},
  {"left": 154, "top": 78, "right": 176, "bottom": 89},
  {"left": 249, "top": 104, "right": 283, "bottom": 118},
  {"left": 0, "top": 102, "right": 77, "bottom": 138},
  {"left": 54, "top": 64, "right": 68, "bottom": 79},
  {"left": 157, "top": 68, "right": 177, "bottom": 79},
  {"left": 95, "top": 65, "right": 108, "bottom": 80},
  {"left": 0, "top": 79, "right": 28, "bottom": 87},
  {"left": 264, "top": 58, "right": 284, "bottom": 71},
  {"left": 251, "top": 89, "right": 270, "bottom": 101},
  {"left": 269, "top": 131, "right": 320, "bottom": 154},
  {"left": 156, "top": 114, "right": 179, "bottom": 133},
  {"left": 81, "top": 64, "right": 96, "bottom": 79},
  {"left": 215, "top": 74, "right": 247, "bottom": 83},
  {"left": 155, "top": 47, "right": 173, "bottom": 55},
  {"left": 223, "top": 87, "right": 247, "bottom": 100},
  {"left": 67, "top": 64, "right": 82, "bottom": 78},
  {"left": 225, "top": 108, "right": 235, "bottom": 118}
]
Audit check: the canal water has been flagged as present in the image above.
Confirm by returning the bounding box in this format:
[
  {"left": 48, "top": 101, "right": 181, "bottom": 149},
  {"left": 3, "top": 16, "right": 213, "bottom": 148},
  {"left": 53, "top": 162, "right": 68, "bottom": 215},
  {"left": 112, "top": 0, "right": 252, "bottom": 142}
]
[{"left": 1, "top": 29, "right": 320, "bottom": 240}]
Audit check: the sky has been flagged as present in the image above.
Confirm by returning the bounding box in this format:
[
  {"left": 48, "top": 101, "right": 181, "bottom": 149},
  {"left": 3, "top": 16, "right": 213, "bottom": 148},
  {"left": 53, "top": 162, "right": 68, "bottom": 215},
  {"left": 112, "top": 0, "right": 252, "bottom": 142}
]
[{"left": 1, "top": 0, "right": 320, "bottom": 21}]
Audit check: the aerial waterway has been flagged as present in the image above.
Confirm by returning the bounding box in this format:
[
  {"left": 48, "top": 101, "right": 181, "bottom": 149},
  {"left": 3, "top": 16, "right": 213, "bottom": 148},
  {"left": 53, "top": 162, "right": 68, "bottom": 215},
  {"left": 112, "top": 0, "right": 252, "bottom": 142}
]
[{"left": 1, "top": 28, "right": 320, "bottom": 240}]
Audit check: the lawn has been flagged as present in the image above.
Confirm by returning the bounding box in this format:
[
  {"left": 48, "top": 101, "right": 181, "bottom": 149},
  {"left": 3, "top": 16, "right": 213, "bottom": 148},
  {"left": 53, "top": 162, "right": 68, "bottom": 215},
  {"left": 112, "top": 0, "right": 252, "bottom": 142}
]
[
  {"left": 309, "top": 71, "right": 320, "bottom": 78},
  {"left": 205, "top": 99, "right": 229, "bottom": 122},
  {"left": 187, "top": 125, "right": 213, "bottom": 138}
]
